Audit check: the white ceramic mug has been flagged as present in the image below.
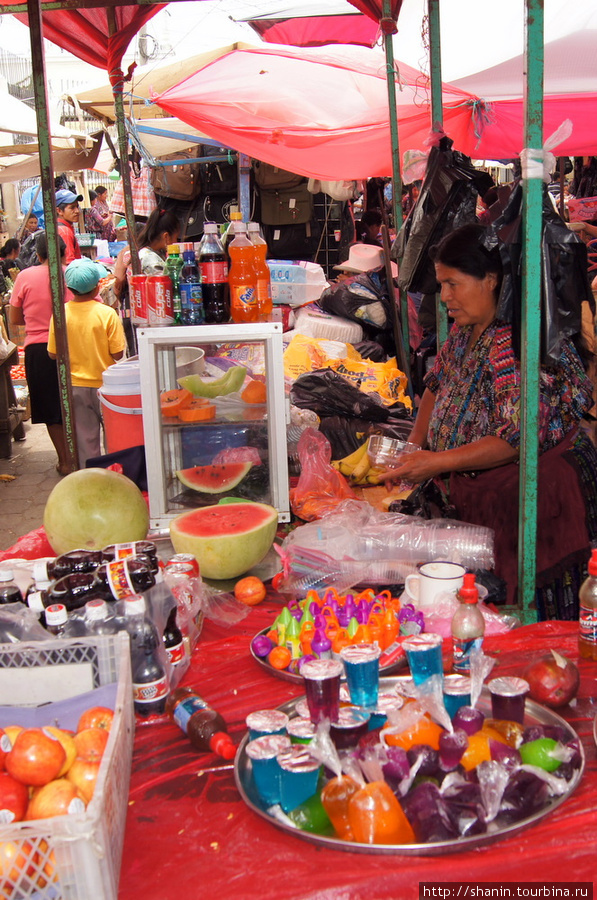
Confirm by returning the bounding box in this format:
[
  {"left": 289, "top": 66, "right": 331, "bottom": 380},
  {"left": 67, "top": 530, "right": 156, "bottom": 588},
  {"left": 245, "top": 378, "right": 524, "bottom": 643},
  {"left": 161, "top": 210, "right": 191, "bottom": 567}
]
[{"left": 404, "top": 561, "right": 466, "bottom": 610}]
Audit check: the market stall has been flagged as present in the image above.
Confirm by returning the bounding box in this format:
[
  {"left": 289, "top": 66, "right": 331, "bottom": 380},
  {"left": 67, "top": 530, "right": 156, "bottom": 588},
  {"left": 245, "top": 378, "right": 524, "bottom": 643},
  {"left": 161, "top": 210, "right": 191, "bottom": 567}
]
[{"left": 118, "top": 607, "right": 597, "bottom": 900}]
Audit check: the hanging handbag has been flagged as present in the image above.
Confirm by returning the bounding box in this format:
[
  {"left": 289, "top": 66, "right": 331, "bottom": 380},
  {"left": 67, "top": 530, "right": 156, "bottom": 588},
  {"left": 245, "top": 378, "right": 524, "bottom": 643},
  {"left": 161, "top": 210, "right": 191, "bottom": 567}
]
[{"left": 151, "top": 149, "right": 202, "bottom": 201}]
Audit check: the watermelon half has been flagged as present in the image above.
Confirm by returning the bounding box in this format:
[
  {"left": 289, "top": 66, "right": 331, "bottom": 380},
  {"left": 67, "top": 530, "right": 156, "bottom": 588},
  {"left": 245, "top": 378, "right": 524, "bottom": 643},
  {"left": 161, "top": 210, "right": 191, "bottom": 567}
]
[
  {"left": 169, "top": 501, "right": 278, "bottom": 579},
  {"left": 175, "top": 462, "right": 252, "bottom": 493}
]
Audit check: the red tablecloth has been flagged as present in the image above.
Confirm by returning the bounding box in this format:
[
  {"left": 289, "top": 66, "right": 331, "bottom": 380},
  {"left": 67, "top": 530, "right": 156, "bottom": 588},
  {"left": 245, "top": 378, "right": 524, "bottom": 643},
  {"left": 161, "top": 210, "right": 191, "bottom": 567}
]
[{"left": 119, "top": 609, "right": 597, "bottom": 899}]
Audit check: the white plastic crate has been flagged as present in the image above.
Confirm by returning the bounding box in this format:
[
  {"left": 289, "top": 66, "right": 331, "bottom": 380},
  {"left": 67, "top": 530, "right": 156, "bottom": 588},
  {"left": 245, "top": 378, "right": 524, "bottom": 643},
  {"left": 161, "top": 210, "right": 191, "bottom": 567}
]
[{"left": 0, "top": 633, "right": 134, "bottom": 900}]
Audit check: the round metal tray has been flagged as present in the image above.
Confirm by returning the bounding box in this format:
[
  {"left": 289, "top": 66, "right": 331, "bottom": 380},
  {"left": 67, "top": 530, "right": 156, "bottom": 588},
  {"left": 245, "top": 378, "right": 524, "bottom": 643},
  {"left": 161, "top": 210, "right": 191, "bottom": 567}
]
[
  {"left": 234, "top": 677, "right": 585, "bottom": 855},
  {"left": 250, "top": 628, "right": 407, "bottom": 684}
]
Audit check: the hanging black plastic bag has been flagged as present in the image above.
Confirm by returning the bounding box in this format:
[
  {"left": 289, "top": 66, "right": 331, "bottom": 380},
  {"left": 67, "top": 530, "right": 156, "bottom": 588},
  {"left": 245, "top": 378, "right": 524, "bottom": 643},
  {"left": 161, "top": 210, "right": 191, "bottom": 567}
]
[
  {"left": 485, "top": 181, "right": 591, "bottom": 365},
  {"left": 290, "top": 369, "right": 409, "bottom": 422},
  {"left": 396, "top": 136, "right": 480, "bottom": 294}
]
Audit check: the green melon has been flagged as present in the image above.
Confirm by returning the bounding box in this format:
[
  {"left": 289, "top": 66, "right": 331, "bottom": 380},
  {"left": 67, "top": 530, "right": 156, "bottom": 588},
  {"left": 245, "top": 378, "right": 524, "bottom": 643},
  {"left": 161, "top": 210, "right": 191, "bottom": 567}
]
[
  {"left": 178, "top": 366, "right": 246, "bottom": 399},
  {"left": 169, "top": 501, "right": 278, "bottom": 579},
  {"left": 175, "top": 462, "right": 252, "bottom": 493}
]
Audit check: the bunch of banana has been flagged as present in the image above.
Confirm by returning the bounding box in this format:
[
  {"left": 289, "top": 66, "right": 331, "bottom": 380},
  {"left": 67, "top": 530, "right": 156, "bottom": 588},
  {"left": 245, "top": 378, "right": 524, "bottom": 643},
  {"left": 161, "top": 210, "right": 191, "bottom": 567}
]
[{"left": 331, "top": 440, "right": 388, "bottom": 486}]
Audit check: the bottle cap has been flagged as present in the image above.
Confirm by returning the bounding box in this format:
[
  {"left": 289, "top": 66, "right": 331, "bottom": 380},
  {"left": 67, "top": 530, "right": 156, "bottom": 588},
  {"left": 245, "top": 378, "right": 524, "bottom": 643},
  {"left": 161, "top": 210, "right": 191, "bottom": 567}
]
[
  {"left": 27, "top": 591, "right": 45, "bottom": 612},
  {"left": 459, "top": 572, "right": 479, "bottom": 604},
  {"left": 229, "top": 209, "right": 241, "bottom": 221},
  {"left": 33, "top": 559, "right": 50, "bottom": 582},
  {"left": 167, "top": 244, "right": 180, "bottom": 254},
  {"left": 85, "top": 599, "right": 109, "bottom": 621},
  {"left": 210, "top": 732, "right": 236, "bottom": 760},
  {"left": 589, "top": 547, "right": 597, "bottom": 576},
  {"left": 46, "top": 603, "right": 68, "bottom": 626},
  {"left": 123, "top": 595, "right": 146, "bottom": 616},
  {"left": 0, "top": 569, "right": 14, "bottom": 582}
]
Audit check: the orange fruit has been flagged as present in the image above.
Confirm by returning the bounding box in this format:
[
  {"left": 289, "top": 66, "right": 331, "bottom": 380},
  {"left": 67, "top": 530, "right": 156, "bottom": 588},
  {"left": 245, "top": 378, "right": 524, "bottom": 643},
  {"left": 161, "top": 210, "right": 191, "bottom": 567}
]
[
  {"left": 268, "top": 646, "right": 292, "bottom": 670},
  {"left": 234, "top": 575, "right": 267, "bottom": 606}
]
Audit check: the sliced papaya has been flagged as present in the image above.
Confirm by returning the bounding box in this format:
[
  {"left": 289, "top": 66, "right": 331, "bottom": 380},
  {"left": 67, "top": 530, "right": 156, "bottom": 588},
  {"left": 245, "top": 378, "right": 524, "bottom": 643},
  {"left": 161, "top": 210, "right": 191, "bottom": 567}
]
[
  {"left": 178, "top": 399, "right": 216, "bottom": 422},
  {"left": 161, "top": 388, "right": 193, "bottom": 417},
  {"left": 241, "top": 379, "right": 267, "bottom": 404}
]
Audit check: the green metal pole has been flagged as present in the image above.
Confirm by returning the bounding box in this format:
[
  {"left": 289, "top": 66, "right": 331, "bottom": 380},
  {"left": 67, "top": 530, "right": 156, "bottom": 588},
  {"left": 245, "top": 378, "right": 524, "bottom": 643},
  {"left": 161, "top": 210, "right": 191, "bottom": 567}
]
[
  {"left": 382, "top": 0, "right": 410, "bottom": 383},
  {"left": 518, "top": 0, "right": 543, "bottom": 622},
  {"left": 427, "top": 0, "right": 448, "bottom": 347},
  {"left": 27, "top": 0, "right": 77, "bottom": 470},
  {"left": 108, "top": 8, "right": 140, "bottom": 277}
]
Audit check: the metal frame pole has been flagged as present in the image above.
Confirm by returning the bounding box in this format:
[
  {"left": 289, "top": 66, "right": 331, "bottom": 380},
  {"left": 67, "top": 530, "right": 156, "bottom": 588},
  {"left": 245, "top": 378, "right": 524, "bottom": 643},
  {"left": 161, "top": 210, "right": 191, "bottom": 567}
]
[
  {"left": 427, "top": 0, "right": 448, "bottom": 347},
  {"left": 27, "top": 0, "right": 77, "bottom": 470},
  {"left": 518, "top": 0, "right": 543, "bottom": 622}
]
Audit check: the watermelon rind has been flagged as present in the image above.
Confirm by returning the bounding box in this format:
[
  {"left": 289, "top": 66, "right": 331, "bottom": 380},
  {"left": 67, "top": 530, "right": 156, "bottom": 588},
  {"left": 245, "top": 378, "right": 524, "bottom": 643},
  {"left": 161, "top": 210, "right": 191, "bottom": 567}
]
[
  {"left": 175, "top": 462, "right": 253, "bottom": 493},
  {"left": 169, "top": 501, "right": 278, "bottom": 579}
]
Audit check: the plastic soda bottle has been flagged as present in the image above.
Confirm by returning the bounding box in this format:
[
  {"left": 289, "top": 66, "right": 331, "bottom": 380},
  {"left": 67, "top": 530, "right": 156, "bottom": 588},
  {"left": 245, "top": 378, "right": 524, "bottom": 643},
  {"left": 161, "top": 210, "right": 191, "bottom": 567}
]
[
  {"left": 0, "top": 569, "right": 23, "bottom": 604},
  {"left": 163, "top": 606, "right": 185, "bottom": 669},
  {"left": 198, "top": 224, "right": 230, "bottom": 323},
  {"left": 451, "top": 573, "right": 485, "bottom": 673},
  {"left": 228, "top": 222, "right": 258, "bottom": 323},
  {"left": 222, "top": 209, "right": 242, "bottom": 264},
  {"left": 164, "top": 244, "right": 183, "bottom": 324},
  {"left": 247, "top": 222, "right": 272, "bottom": 321},
  {"left": 579, "top": 548, "right": 597, "bottom": 660},
  {"left": 125, "top": 595, "right": 169, "bottom": 716},
  {"left": 165, "top": 686, "right": 236, "bottom": 759},
  {"left": 179, "top": 247, "right": 204, "bottom": 325}
]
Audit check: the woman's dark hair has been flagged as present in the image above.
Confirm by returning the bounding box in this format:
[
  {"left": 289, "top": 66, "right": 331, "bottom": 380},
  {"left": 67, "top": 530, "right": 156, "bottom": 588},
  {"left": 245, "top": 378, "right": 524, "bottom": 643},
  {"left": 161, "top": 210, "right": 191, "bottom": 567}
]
[
  {"left": 0, "top": 239, "right": 19, "bottom": 258},
  {"left": 35, "top": 233, "right": 66, "bottom": 260},
  {"left": 430, "top": 224, "right": 502, "bottom": 285},
  {"left": 360, "top": 210, "right": 383, "bottom": 229},
  {"left": 137, "top": 208, "right": 180, "bottom": 249},
  {"left": 94, "top": 185, "right": 107, "bottom": 195},
  {"left": 88, "top": 190, "right": 97, "bottom": 203}
]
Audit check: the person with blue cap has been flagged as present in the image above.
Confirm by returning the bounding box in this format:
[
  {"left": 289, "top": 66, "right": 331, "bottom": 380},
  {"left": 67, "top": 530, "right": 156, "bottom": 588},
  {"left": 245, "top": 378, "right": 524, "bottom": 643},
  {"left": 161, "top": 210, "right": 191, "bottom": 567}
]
[
  {"left": 55, "top": 189, "right": 84, "bottom": 264},
  {"left": 47, "top": 258, "right": 126, "bottom": 467}
]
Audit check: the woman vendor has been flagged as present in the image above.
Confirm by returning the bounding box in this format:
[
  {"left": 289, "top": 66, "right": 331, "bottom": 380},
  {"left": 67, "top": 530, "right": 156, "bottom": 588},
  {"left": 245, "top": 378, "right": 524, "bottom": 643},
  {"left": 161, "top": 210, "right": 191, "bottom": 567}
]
[{"left": 386, "top": 223, "right": 597, "bottom": 617}]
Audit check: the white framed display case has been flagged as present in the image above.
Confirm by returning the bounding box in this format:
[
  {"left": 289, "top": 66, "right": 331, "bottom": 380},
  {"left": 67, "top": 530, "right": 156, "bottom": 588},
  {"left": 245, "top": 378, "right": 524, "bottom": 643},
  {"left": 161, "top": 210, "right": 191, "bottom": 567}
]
[{"left": 138, "top": 323, "right": 290, "bottom": 530}]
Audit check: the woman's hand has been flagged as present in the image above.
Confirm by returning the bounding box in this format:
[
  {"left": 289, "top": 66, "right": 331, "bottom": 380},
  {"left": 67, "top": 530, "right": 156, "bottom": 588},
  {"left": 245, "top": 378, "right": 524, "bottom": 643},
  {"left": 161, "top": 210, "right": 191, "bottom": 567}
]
[{"left": 382, "top": 450, "right": 444, "bottom": 485}]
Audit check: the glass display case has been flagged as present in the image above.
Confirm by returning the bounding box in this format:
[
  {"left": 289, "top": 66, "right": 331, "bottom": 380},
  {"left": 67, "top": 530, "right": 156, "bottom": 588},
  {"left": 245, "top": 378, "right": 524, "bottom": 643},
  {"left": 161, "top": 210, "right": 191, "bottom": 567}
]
[{"left": 138, "top": 323, "right": 290, "bottom": 530}]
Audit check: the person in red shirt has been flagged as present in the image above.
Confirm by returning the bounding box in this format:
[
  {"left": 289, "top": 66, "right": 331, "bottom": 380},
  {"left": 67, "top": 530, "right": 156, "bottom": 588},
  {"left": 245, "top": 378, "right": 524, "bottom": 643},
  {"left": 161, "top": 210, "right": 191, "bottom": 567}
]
[{"left": 55, "top": 189, "right": 83, "bottom": 264}]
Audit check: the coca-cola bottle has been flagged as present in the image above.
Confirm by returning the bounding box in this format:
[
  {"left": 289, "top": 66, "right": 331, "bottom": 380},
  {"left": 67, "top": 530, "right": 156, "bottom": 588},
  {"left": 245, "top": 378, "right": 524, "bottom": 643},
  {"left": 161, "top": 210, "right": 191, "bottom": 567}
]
[
  {"left": 163, "top": 606, "right": 185, "bottom": 669},
  {"left": 198, "top": 223, "right": 230, "bottom": 323}
]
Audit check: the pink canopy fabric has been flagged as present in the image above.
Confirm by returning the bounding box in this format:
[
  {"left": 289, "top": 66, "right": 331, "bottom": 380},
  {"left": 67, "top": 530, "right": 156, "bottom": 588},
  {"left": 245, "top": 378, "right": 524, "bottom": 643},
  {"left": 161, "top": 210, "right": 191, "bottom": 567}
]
[
  {"left": 348, "top": 0, "right": 404, "bottom": 26},
  {"left": 15, "top": 4, "right": 166, "bottom": 75},
  {"left": 153, "top": 44, "right": 597, "bottom": 180},
  {"left": 247, "top": 12, "right": 379, "bottom": 48}
]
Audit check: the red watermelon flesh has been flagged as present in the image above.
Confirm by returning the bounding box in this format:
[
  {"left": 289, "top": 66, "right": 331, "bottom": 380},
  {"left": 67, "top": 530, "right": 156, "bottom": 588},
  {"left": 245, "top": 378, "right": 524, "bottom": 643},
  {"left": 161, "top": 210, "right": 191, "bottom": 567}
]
[
  {"left": 176, "top": 462, "right": 252, "bottom": 493},
  {"left": 169, "top": 501, "right": 278, "bottom": 579}
]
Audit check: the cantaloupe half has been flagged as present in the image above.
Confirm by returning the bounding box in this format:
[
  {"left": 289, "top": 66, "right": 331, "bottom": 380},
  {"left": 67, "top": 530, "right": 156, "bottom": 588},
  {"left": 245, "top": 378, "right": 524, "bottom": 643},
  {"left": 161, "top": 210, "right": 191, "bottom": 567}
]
[{"left": 169, "top": 501, "right": 278, "bottom": 579}]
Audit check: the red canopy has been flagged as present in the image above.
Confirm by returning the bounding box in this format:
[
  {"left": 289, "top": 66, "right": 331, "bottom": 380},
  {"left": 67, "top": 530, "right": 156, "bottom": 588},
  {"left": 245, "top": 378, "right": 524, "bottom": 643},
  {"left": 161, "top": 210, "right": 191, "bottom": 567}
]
[
  {"left": 15, "top": 4, "right": 166, "bottom": 74},
  {"left": 348, "top": 0, "right": 404, "bottom": 26},
  {"left": 248, "top": 13, "right": 379, "bottom": 48}
]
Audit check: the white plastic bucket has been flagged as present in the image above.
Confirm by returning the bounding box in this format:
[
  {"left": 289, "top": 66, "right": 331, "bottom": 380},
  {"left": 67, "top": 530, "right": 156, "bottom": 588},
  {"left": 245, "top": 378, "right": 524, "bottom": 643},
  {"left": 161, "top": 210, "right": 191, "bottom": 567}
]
[{"left": 98, "top": 360, "right": 144, "bottom": 454}]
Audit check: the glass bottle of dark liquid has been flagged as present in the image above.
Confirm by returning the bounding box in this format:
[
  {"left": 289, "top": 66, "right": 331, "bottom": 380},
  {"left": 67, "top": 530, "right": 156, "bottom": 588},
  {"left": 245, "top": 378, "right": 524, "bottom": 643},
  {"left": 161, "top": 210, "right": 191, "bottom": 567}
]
[
  {"left": 198, "top": 223, "right": 230, "bottom": 323},
  {"left": 93, "top": 559, "right": 156, "bottom": 601},
  {"left": 0, "top": 569, "right": 24, "bottom": 605},
  {"left": 102, "top": 542, "right": 160, "bottom": 578},
  {"left": 125, "top": 596, "right": 169, "bottom": 716},
  {"left": 46, "top": 572, "right": 100, "bottom": 612},
  {"left": 163, "top": 606, "right": 185, "bottom": 669}
]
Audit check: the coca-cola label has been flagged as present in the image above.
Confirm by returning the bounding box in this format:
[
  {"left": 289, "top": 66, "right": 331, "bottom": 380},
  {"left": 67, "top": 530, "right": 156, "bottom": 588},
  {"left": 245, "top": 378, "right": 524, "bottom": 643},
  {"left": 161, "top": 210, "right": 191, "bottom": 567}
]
[
  {"left": 166, "top": 641, "right": 185, "bottom": 666},
  {"left": 133, "top": 675, "right": 169, "bottom": 703},
  {"left": 200, "top": 260, "right": 228, "bottom": 283},
  {"left": 107, "top": 560, "right": 136, "bottom": 600}
]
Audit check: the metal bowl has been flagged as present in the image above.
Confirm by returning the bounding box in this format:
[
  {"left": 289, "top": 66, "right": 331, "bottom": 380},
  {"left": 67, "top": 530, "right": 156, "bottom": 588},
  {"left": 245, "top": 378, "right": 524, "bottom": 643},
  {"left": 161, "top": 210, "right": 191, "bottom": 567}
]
[{"left": 367, "top": 435, "right": 420, "bottom": 469}]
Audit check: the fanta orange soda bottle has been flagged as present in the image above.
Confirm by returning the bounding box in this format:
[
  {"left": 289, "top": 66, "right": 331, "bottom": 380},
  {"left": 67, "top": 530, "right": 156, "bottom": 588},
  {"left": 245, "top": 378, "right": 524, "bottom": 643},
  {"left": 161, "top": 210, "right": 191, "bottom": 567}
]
[
  {"left": 247, "top": 221, "right": 273, "bottom": 321},
  {"left": 228, "top": 222, "right": 259, "bottom": 323}
]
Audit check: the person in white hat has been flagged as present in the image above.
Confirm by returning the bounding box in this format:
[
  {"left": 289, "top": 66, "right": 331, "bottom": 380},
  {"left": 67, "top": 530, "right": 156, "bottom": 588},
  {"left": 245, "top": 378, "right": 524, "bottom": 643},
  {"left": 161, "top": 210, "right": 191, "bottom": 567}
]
[{"left": 333, "top": 243, "right": 397, "bottom": 279}]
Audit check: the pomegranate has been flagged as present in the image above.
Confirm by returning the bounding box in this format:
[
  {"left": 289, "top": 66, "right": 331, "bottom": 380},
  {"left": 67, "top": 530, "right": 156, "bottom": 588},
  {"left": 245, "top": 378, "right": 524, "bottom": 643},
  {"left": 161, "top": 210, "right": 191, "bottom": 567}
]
[{"left": 523, "top": 650, "right": 580, "bottom": 708}]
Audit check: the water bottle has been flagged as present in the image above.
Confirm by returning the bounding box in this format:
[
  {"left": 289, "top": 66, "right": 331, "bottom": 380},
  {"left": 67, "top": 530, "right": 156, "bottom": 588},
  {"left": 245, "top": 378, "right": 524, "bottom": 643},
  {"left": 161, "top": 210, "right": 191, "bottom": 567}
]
[
  {"left": 198, "top": 223, "right": 230, "bottom": 323},
  {"left": 179, "top": 246, "right": 204, "bottom": 325},
  {"left": 579, "top": 548, "right": 597, "bottom": 660},
  {"left": 451, "top": 573, "right": 485, "bottom": 673}
]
